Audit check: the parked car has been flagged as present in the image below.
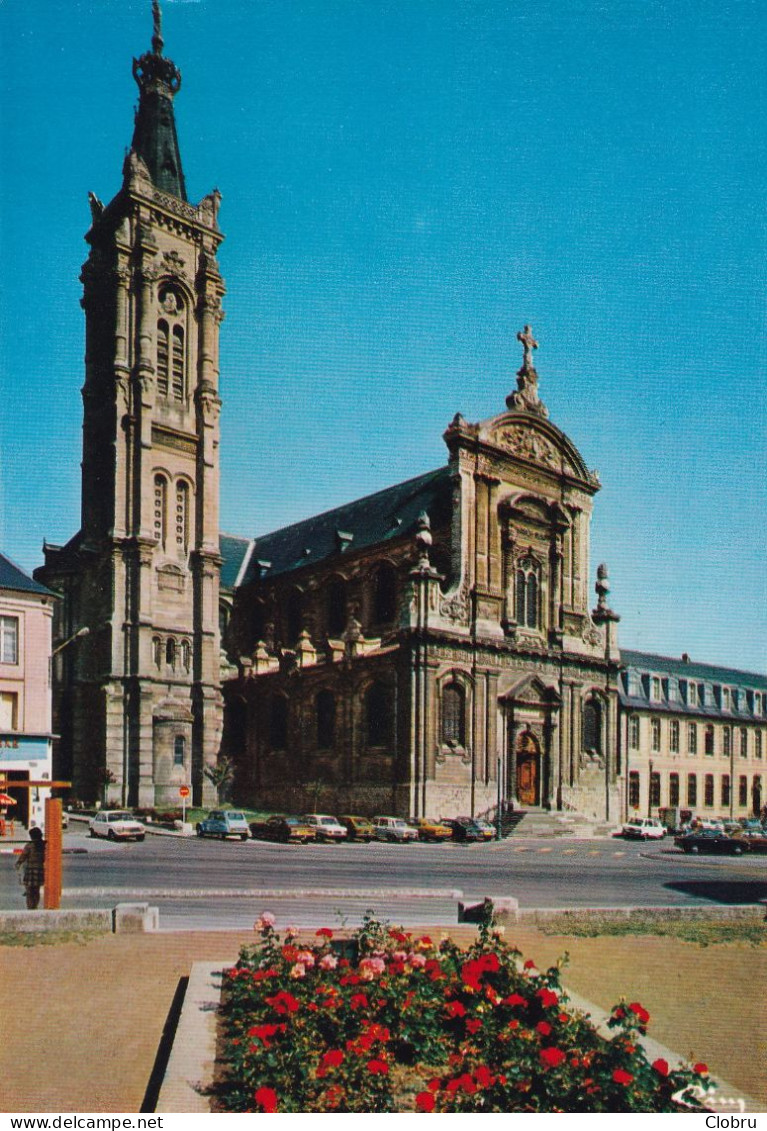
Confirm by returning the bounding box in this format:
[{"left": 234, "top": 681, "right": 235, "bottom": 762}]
[
  {"left": 470, "top": 817, "right": 496, "bottom": 841},
  {"left": 196, "top": 809, "right": 250, "bottom": 840},
  {"left": 89, "top": 810, "right": 145, "bottom": 842},
  {"left": 249, "top": 815, "right": 317, "bottom": 844},
  {"left": 621, "top": 817, "right": 666, "bottom": 840},
  {"left": 443, "top": 817, "right": 486, "bottom": 843},
  {"left": 674, "top": 829, "right": 746, "bottom": 855},
  {"left": 372, "top": 816, "right": 418, "bottom": 843},
  {"left": 410, "top": 816, "right": 453, "bottom": 842},
  {"left": 302, "top": 814, "right": 347, "bottom": 841},
  {"left": 338, "top": 815, "right": 375, "bottom": 842}
]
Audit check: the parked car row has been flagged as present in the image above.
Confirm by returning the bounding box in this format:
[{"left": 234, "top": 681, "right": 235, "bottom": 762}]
[
  {"left": 674, "top": 820, "right": 767, "bottom": 855},
  {"left": 244, "top": 812, "right": 498, "bottom": 844}
]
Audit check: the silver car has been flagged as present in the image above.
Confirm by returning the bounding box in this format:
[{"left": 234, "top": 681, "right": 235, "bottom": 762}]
[
  {"left": 89, "top": 810, "right": 146, "bottom": 841},
  {"left": 372, "top": 816, "right": 418, "bottom": 843}
]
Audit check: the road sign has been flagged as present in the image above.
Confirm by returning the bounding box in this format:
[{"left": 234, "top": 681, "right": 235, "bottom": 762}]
[
  {"left": 179, "top": 786, "right": 190, "bottom": 798},
  {"left": 179, "top": 784, "right": 191, "bottom": 824}
]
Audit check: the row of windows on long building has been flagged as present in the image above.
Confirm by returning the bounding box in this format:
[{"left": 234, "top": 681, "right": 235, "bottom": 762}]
[
  {"left": 628, "top": 769, "right": 763, "bottom": 810},
  {"left": 629, "top": 716, "right": 764, "bottom": 759}
]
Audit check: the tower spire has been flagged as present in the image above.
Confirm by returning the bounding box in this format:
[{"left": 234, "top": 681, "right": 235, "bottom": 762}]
[{"left": 129, "top": 0, "right": 187, "bottom": 200}]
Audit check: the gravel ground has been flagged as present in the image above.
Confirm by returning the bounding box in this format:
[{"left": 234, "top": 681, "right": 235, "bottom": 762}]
[{"left": 1, "top": 924, "right": 764, "bottom": 1113}]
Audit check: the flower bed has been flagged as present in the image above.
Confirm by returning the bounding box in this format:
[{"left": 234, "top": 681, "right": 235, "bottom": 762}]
[{"left": 215, "top": 907, "right": 712, "bottom": 1113}]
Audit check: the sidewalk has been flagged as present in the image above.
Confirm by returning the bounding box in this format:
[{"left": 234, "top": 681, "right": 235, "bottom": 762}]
[{"left": 1, "top": 920, "right": 764, "bottom": 1112}]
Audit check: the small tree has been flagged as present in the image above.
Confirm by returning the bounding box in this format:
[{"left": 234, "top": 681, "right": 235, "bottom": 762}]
[{"left": 204, "top": 755, "right": 236, "bottom": 803}]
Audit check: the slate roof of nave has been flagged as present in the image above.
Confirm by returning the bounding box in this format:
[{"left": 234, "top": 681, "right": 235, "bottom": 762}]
[{"left": 236, "top": 466, "right": 453, "bottom": 588}]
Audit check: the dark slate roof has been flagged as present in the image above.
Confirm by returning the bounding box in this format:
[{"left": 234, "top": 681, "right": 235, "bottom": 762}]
[
  {"left": 219, "top": 533, "right": 254, "bottom": 592},
  {"left": 620, "top": 649, "right": 767, "bottom": 691},
  {"left": 0, "top": 551, "right": 57, "bottom": 598},
  {"left": 240, "top": 466, "right": 453, "bottom": 586}
]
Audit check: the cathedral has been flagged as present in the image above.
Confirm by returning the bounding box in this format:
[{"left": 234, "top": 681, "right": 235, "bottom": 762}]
[{"left": 35, "top": 4, "right": 765, "bottom": 824}]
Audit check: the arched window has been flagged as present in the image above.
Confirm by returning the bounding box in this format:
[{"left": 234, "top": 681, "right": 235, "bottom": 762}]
[
  {"left": 515, "top": 558, "right": 539, "bottom": 629},
  {"left": 152, "top": 637, "right": 162, "bottom": 667},
  {"left": 366, "top": 682, "right": 392, "bottom": 746},
  {"left": 441, "top": 681, "right": 466, "bottom": 747},
  {"left": 166, "top": 638, "right": 176, "bottom": 667},
  {"left": 327, "top": 578, "right": 346, "bottom": 637},
  {"left": 175, "top": 480, "right": 190, "bottom": 551},
  {"left": 269, "top": 695, "right": 288, "bottom": 750},
  {"left": 180, "top": 640, "right": 191, "bottom": 670},
  {"left": 157, "top": 289, "right": 185, "bottom": 401},
  {"left": 154, "top": 475, "right": 168, "bottom": 548},
  {"left": 156, "top": 321, "right": 169, "bottom": 396},
  {"left": 173, "top": 735, "right": 185, "bottom": 766},
  {"left": 285, "top": 590, "right": 303, "bottom": 646},
  {"left": 171, "top": 326, "right": 185, "bottom": 400},
  {"left": 582, "top": 699, "right": 602, "bottom": 752},
  {"left": 250, "top": 601, "right": 267, "bottom": 647},
  {"left": 373, "top": 565, "right": 397, "bottom": 625},
  {"left": 316, "top": 690, "right": 335, "bottom": 749}
]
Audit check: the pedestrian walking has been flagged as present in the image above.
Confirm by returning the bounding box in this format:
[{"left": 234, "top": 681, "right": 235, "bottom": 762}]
[{"left": 16, "top": 826, "right": 45, "bottom": 909}]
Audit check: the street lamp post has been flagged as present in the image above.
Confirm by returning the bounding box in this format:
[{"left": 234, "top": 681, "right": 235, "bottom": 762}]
[
  {"left": 648, "top": 758, "right": 654, "bottom": 817},
  {"left": 49, "top": 626, "right": 89, "bottom": 685}
]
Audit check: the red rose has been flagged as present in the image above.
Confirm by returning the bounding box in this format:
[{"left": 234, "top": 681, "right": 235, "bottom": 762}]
[
  {"left": 536, "top": 1021, "right": 552, "bottom": 1036},
  {"left": 466, "top": 1018, "right": 482, "bottom": 1034},
  {"left": 523, "top": 959, "right": 536, "bottom": 970},
  {"left": 321, "top": 1049, "right": 344, "bottom": 1069},
  {"left": 367, "top": 1058, "right": 389, "bottom": 1076},
  {"left": 445, "top": 999, "right": 467, "bottom": 1018},
  {"left": 613, "top": 1069, "right": 634, "bottom": 1086},
  {"left": 628, "top": 1002, "right": 650, "bottom": 1025},
  {"left": 254, "top": 1086, "right": 278, "bottom": 1113},
  {"left": 427, "top": 1078, "right": 441, "bottom": 1092},
  {"left": 539, "top": 1047, "right": 566, "bottom": 1068},
  {"left": 350, "top": 992, "right": 369, "bottom": 1010},
  {"left": 264, "top": 990, "right": 300, "bottom": 1014},
  {"left": 503, "top": 992, "right": 527, "bottom": 1007},
  {"left": 694, "top": 1063, "right": 709, "bottom": 1075},
  {"left": 652, "top": 1059, "right": 669, "bottom": 1077},
  {"left": 537, "top": 988, "right": 559, "bottom": 1009},
  {"left": 316, "top": 927, "right": 334, "bottom": 937},
  {"left": 416, "top": 1091, "right": 436, "bottom": 1112},
  {"left": 474, "top": 1065, "right": 494, "bottom": 1088}
]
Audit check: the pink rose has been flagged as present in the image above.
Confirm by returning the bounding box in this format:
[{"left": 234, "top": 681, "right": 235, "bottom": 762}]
[{"left": 319, "top": 953, "right": 338, "bottom": 971}]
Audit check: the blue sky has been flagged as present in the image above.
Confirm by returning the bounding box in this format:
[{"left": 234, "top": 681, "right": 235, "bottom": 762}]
[{"left": 0, "top": 0, "right": 764, "bottom": 672}]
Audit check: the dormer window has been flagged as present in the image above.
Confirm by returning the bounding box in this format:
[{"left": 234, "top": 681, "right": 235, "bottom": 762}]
[
  {"left": 651, "top": 677, "right": 662, "bottom": 702},
  {"left": 722, "top": 687, "right": 731, "bottom": 711},
  {"left": 686, "top": 682, "right": 697, "bottom": 707}
]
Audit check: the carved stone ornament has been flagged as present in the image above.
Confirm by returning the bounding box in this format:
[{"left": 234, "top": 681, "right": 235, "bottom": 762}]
[
  {"left": 581, "top": 623, "right": 602, "bottom": 647},
  {"left": 494, "top": 425, "right": 564, "bottom": 471},
  {"left": 440, "top": 583, "right": 471, "bottom": 625},
  {"left": 162, "top": 250, "right": 188, "bottom": 276}
]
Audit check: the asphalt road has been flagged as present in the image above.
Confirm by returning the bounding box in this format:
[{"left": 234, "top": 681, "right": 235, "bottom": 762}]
[{"left": 2, "top": 822, "right": 765, "bottom": 928}]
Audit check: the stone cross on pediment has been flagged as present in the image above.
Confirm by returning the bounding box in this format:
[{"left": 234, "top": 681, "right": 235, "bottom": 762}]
[{"left": 517, "top": 325, "right": 538, "bottom": 372}]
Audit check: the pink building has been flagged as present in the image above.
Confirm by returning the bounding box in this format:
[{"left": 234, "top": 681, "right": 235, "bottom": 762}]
[{"left": 0, "top": 551, "right": 57, "bottom": 830}]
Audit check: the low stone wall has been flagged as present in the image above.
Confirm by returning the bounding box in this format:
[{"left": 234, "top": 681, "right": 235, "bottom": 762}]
[
  {"left": 0, "top": 903, "right": 159, "bottom": 934},
  {"left": 503, "top": 903, "right": 766, "bottom": 929}
]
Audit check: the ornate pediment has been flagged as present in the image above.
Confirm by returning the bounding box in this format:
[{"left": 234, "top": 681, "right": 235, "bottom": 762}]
[{"left": 488, "top": 423, "right": 570, "bottom": 474}]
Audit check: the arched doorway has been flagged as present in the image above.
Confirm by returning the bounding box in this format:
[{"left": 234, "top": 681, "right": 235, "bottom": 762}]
[{"left": 516, "top": 730, "right": 540, "bottom": 806}]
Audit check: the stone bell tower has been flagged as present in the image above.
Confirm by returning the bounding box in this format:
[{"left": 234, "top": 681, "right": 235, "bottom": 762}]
[{"left": 39, "top": 1, "right": 225, "bottom": 806}]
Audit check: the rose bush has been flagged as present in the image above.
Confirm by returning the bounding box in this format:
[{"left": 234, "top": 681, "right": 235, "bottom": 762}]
[{"left": 215, "top": 908, "right": 712, "bottom": 1113}]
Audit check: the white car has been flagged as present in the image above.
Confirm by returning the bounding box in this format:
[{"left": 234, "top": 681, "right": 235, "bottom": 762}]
[
  {"left": 372, "top": 816, "right": 418, "bottom": 843},
  {"left": 621, "top": 817, "right": 666, "bottom": 840},
  {"left": 89, "top": 810, "right": 146, "bottom": 842},
  {"left": 302, "top": 814, "right": 347, "bottom": 841}
]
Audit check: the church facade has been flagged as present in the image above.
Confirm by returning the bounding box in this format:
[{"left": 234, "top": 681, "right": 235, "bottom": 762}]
[{"left": 222, "top": 343, "right": 623, "bottom": 821}]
